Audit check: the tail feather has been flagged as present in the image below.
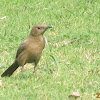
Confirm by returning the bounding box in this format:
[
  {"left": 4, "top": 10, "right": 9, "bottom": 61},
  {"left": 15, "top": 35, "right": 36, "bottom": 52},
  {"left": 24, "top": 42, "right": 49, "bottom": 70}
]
[{"left": 1, "top": 60, "right": 19, "bottom": 77}]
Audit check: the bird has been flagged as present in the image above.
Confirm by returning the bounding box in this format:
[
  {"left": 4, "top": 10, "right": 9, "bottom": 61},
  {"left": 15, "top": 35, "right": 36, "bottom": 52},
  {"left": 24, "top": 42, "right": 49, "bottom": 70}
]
[{"left": 1, "top": 24, "right": 52, "bottom": 77}]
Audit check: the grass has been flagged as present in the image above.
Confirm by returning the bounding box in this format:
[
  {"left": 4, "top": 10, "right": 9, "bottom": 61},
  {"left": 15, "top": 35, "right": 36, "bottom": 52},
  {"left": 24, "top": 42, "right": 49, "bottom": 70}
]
[{"left": 0, "top": 0, "right": 100, "bottom": 99}]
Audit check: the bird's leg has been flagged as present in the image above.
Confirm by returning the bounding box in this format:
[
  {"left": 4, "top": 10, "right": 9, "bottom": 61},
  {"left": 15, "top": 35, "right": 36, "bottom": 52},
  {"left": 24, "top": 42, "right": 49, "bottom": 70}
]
[
  {"left": 34, "top": 64, "right": 39, "bottom": 82},
  {"left": 33, "top": 64, "right": 37, "bottom": 78},
  {"left": 21, "top": 66, "right": 24, "bottom": 78}
]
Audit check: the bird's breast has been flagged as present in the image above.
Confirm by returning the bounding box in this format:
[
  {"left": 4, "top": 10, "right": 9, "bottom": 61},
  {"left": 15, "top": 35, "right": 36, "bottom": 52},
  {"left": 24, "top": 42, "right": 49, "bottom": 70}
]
[{"left": 27, "top": 38, "right": 45, "bottom": 56}]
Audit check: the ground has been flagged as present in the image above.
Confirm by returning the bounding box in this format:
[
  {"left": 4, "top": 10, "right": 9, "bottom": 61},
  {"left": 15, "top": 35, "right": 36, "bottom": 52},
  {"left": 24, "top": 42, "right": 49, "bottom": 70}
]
[{"left": 0, "top": 0, "right": 100, "bottom": 100}]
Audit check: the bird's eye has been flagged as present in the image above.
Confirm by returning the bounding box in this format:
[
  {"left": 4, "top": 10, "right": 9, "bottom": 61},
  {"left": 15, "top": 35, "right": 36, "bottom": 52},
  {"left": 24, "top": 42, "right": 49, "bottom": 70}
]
[{"left": 37, "top": 27, "right": 41, "bottom": 29}]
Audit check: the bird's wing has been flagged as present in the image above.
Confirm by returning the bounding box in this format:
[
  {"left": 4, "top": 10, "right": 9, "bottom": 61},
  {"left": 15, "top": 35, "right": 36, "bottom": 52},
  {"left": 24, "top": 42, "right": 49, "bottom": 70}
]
[{"left": 16, "top": 40, "right": 27, "bottom": 58}]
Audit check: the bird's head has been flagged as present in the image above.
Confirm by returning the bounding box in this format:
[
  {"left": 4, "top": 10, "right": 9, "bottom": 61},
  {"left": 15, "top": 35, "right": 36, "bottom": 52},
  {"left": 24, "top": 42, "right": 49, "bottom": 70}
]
[{"left": 30, "top": 24, "right": 52, "bottom": 36}]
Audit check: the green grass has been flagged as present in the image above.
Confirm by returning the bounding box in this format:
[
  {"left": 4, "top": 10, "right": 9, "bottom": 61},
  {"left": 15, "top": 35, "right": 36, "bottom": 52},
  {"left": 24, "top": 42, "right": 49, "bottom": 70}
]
[{"left": 0, "top": 0, "right": 100, "bottom": 99}]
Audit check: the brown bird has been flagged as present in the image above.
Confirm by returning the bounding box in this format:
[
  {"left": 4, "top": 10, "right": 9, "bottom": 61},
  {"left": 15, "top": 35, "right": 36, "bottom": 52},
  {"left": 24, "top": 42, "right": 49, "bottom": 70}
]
[{"left": 1, "top": 24, "right": 52, "bottom": 77}]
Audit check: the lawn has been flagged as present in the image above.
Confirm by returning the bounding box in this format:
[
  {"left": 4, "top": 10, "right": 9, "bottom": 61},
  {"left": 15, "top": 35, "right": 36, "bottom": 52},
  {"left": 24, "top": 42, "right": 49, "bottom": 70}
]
[{"left": 0, "top": 0, "right": 100, "bottom": 100}]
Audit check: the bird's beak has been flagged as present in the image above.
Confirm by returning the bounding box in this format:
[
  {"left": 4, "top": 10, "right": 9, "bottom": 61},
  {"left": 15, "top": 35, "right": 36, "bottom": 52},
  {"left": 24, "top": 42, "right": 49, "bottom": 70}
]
[{"left": 46, "top": 26, "right": 52, "bottom": 29}]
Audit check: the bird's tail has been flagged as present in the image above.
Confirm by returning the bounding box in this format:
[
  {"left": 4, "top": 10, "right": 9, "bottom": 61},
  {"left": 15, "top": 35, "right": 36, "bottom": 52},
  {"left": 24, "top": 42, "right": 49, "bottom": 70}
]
[{"left": 1, "top": 60, "right": 19, "bottom": 77}]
